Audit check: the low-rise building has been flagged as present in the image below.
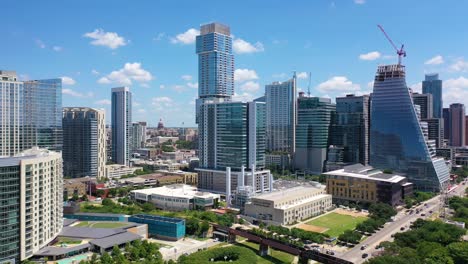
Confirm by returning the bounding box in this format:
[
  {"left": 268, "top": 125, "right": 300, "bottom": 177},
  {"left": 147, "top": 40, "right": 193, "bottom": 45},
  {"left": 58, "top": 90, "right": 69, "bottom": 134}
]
[
  {"left": 105, "top": 164, "right": 142, "bottom": 179},
  {"left": 155, "top": 136, "right": 179, "bottom": 145},
  {"left": 63, "top": 176, "right": 95, "bottom": 198},
  {"left": 128, "top": 214, "right": 185, "bottom": 241},
  {"left": 323, "top": 164, "right": 413, "bottom": 207},
  {"left": 130, "top": 184, "right": 220, "bottom": 211},
  {"left": 244, "top": 185, "right": 332, "bottom": 225}
]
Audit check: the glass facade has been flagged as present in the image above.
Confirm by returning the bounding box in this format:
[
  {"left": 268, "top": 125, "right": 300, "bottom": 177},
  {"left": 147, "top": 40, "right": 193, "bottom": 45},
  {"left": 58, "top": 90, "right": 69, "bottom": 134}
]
[
  {"left": 265, "top": 77, "right": 296, "bottom": 154},
  {"left": 250, "top": 102, "right": 266, "bottom": 168},
  {"left": 295, "top": 96, "right": 335, "bottom": 173},
  {"left": 370, "top": 64, "right": 449, "bottom": 191},
  {"left": 111, "top": 87, "right": 132, "bottom": 165},
  {"left": 330, "top": 94, "right": 370, "bottom": 165},
  {"left": 0, "top": 165, "right": 20, "bottom": 263},
  {"left": 0, "top": 72, "right": 23, "bottom": 156},
  {"left": 422, "top": 73, "right": 442, "bottom": 118},
  {"left": 24, "top": 79, "right": 63, "bottom": 152},
  {"left": 128, "top": 214, "right": 185, "bottom": 240}
]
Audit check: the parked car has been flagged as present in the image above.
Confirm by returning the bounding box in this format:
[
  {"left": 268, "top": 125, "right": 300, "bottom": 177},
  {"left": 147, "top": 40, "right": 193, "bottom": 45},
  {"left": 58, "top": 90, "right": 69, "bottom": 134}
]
[{"left": 421, "top": 213, "right": 426, "bottom": 217}]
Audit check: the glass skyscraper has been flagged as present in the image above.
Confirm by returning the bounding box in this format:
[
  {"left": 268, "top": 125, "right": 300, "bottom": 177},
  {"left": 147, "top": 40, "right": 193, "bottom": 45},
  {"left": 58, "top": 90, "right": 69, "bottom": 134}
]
[
  {"left": 295, "top": 95, "right": 336, "bottom": 174},
  {"left": 370, "top": 64, "right": 449, "bottom": 191},
  {"left": 111, "top": 87, "right": 132, "bottom": 165},
  {"left": 265, "top": 76, "right": 297, "bottom": 154},
  {"left": 422, "top": 73, "right": 442, "bottom": 118},
  {"left": 195, "top": 23, "right": 234, "bottom": 123}
]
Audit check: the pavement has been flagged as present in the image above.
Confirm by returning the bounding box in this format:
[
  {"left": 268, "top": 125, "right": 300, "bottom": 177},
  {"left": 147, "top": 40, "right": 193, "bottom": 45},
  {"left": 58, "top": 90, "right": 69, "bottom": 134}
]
[{"left": 339, "top": 183, "right": 467, "bottom": 264}]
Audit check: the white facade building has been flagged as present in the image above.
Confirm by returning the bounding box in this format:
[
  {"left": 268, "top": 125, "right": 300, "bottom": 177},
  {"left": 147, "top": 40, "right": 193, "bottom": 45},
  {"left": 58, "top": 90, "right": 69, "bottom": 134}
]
[
  {"left": 0, "top": 70, "right": 23, "bottom": 156},
  {"left": 105, "top": 164, "right": 141, "bottom": 179}
]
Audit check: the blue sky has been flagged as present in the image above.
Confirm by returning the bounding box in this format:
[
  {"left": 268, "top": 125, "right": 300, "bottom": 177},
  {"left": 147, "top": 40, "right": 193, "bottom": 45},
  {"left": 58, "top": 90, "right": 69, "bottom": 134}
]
[{"left": 3, "top": 0, "right": 468, "bottom": 127}]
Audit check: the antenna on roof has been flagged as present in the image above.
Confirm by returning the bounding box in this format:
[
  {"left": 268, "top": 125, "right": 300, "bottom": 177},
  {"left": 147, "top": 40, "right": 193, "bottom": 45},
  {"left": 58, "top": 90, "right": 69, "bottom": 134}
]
[{"left": 307, "top": 72, "right": 311, "bottom": 97}]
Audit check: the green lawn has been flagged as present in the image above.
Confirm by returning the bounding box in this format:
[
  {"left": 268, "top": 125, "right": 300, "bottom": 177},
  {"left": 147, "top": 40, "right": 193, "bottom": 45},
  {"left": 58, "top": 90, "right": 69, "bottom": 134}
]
[
  {"left": 75, "top": 221, "right": 90, "bottom": 227},
  {"left": 74, "top": 221, "right": 129, "bottom": 228},
  {"left": 57, "top": 237, "right": 82, "bottom": 244},
  {"left": 306, "top": 212, "right": 367, "bottom": 237},
  {"left": 239, "top": 241, "right": 295, "bottom": 264}
]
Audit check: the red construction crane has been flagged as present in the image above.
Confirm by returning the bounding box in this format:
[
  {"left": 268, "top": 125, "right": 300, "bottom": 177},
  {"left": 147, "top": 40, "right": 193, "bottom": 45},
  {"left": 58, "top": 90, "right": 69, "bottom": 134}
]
[{"left": 377, "top": 24, "right": 406, "bottom": 65}]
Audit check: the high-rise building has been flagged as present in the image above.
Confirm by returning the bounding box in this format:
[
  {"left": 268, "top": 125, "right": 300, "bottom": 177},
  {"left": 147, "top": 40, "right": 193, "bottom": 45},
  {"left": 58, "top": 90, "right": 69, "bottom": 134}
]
[
  {"left": 449, "top": 103, "right": 466, "bottom": 147},
  {"left": 265, "top": 76, "right": 297, "bottom": 155},
  {"left": 62, "top": 107, "right": 106, "bottom": 179},
  {"left": 466, "top": 116, "right": 468, "bottom": 146},
  {"left": 422, "top": 73, "right": 442, "bottom": 118},
  {"left": 111, "top": 87, "right": 132, "bottom": 165},
  {"left": 412, "top": 93, "right": 433, "bottom": 119},
  {"left": 443, "top": 108, "right": 450, "bottom": 141},
  {"left": 295, "top": 95, "right": 336, "bottom": 174},
  {"left": 131, "top": 121, "right": 147, "bottom": 151},
  {"left": 0, "top": 71, "right": 23, "bottom": 156},
  {"left": 195, "top": 22, "right": 234, "bottom": 122},
  {"left": 330, "top": 94, "right": 370, "bottom": 165},
  {"left": 423, "top": 118, "right": 444, "bottom": 148},
  {"left": 0, "top": 147, "right": 63, "bottom": 263},
  {"left": 370, "top": 64, "right": 449, "bottom": 191},
  {"left": 24, "top": 78, "right": 63, "bottom": 152}
]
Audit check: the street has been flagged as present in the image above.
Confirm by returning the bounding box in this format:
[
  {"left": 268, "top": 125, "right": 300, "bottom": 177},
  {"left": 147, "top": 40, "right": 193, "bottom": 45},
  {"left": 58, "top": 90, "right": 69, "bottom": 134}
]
[{"left": 339, "top": 183, "right": 466, "bottom": 264}]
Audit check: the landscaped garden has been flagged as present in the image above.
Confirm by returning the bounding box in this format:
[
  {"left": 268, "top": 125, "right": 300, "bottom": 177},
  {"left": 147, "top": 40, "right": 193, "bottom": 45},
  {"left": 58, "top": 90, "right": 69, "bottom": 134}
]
[{"left": 305, "top": 212, "right": 367, "bottom": 237}]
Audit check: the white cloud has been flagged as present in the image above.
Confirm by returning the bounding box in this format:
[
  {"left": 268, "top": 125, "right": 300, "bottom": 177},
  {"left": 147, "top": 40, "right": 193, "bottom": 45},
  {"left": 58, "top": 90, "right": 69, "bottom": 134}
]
[
  {"left": 95, "top": 99, "right": 111, "bottom": 105},
  {"left": 233, "top": 38, "right": 264, "bottom": 54},
  {"left": 359, "top": 51, "right": 381, "bottom": 61},
  {"left": 53, "top": 46, "right": 63, "bottom": 52},
  {"left": 444, "top": 77, "right": 468, "bottom": 107},
  {"left": 172, "top": 85, "right": 185, "bottom": 93},
  {"left": 181, "top": 75, "right": 192, "bottom": 81},
  {"left": 137, "top": 109, "right": 146, "bottom": 113},
  {"left": 133, "top": 101, "right": 141, "bottom": 107},
  {"left": 35, "top": 39, "right": 46, "bottom": 49},
  {"left": 232, "top": 92, "right": 255, "bottom": 102},
  {"left": 367, "top": 81, "right": 374, "bottom": 89},
  {"left": 91, "top": 69, "right": 100, "bottom": 75},
  {"left": 354, "top": 0, "right": 365, "bottom": 4},
  {"left": 409, "top": 82, "right": 422, "bottom": 93},
  {"left": 170, "top": 28, "right": 199, "bottom": 44},
  {"left": 316, "top": 76, "right": 360, "bottom": 93},
  {"left": 272, "top": 73, "right": 287, "bottom": 79},
  {"left": 297, "top": 72, "right": 308, "bottom": 79},
  {"left": 98, "top": 62, "right": 153, "bottom": 85},
  {"left": 425, "top": 55, "right": 444, "bottom": 65},
  {"left": 450, "top": 58, "right": 468, "bottom": 72},
  {"left": 152, "top": 97, "right": 174, "bottom": 110},
  {"left": 61, "top": 76, "right": 76, "bottom": 85},
  {"left": 153, "top": 33, "right": 166, "bottom": 41},
  {"left": 140, "top": 83, "right": 150, "bottom": 88},
  {"left": 240, "top": 81, "right": 260, "bottom": 92},
  {"left": 187, "top": 82, "right": 198, "bottom": 89},
  {"left": 159, "top": 84, "right": 165, "bottom": 89},
  {"left": 234, "top": 69, "right": 259, "bottom": 82},
  {"left": 83, "top": 29, "right": 127, "bottom": 49},
  {"left": 63, "top": 89, "right": 93, "bottom": 98}
]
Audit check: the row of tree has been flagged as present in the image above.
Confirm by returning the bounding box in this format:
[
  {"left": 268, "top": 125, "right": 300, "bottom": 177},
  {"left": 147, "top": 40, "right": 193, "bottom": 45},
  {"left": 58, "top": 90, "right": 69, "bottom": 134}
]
[
  {"left": 404, "top": 191, "right": 435, "bottom": 209},
  {"left": 449, "top": 196, "right": 468, "bottom": 226},
  {"left": 266, "top": 224, "right": 329, "bottom": 244},
  {"left": 366, "top": 219, "right": 467, "bottom": 264}
]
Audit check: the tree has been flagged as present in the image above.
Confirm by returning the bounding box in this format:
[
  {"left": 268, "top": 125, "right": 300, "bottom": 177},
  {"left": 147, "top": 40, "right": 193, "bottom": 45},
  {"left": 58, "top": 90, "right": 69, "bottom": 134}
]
[
  {"left": 81, "top": 194, "right": 88, "bottom": 201},
  {"left": 141, "top": 202, "right": 154, "bottom": 212},
  {"left": 199, "top": 221, "right": 210, "bottom": 236},
  {"left": 102, "top": 198, "right": 114, "bottom": 207},
  {"left": 96, "top": 189, "right": 105, "bottom": 197},
  {"left": 108, "top": 188, "right": 117, "bottom": 197},
  {"left": 448, "top": 242, "right": 468, "bottom": 264},
  {"left": 100, "top": 252, "right": 113, "bottom": 264},
  {"left": 72, "top": 193, "right": 80, "bottom": 201},
  {"left": 186, "top": 218, "right": 200, "bottom": 235}
]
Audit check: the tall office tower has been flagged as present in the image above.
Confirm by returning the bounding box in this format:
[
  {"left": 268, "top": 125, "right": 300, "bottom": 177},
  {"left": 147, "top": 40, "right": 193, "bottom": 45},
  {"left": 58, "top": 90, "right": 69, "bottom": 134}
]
[
  {"left": 197, "top": 101, "right": 270, "bottom": 193},
  {"left": 295, "top": 95, "right": 336, "bottom": 174},
  {"left": 422, "top": 73, "right": 443, "bottom": 118},
  {"left": 23, "top": 79, "right": 63, "bottom": 152},
  {"left": 412, "top": 93, "right": 433, "bottom": 119},
  {"left": 131, "top": 121, "right": 147, "bottom": 150},
  {"left": 449, "top": 103, "right": 466, "bottom": 147},
  {"left": 330, "top": 94, "right": 370, "bottom": 165},
  {"left": 0, "top": 148, "right": 63, "bottom": 263},
  {"left": 424, "top": 118, "right": 444, "bottom": 148},
  {"left": 0, "top": 70, "right": 23, "bottom": 156},
  {"left": 265, "top": 75, "right": 297, "bottom": 155},
  {"left": 443, "top": 108, "right": 450, "bottom": 141},
  {"left": 62, "top": 107, "right": 106, "bottom": 179},
  {"left": 195, "top": 22, "right": 234, "bottom": 122},
  {"left": 111, "top": 87, "right": 132, "bottom": 165},
  {"left": 466, "top": 116, "right": 468, "bottom": 146},
  {"left": 370, "top": 64, "right": 449, "bottom": 191}
]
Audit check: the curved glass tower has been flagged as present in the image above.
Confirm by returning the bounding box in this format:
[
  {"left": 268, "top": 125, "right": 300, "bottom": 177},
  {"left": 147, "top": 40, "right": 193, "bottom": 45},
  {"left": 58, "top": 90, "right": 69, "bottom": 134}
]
[{"left": 370, "top": 64, "right": 449, "bottom": 191}]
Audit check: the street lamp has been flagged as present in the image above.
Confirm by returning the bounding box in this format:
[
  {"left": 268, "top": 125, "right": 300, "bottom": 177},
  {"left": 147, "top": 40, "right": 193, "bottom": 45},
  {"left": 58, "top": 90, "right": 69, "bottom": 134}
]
[{"left": 224, "top": 255, "right": 227, "bottom": 261}]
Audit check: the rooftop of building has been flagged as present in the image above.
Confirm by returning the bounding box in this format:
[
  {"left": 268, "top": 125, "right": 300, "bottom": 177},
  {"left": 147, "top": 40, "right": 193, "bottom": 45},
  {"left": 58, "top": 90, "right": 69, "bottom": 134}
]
[
  {"left": 323, "top": 164, "right": 406, "bottom": 183},
  {"left": 200, "top": 22, "right": 230, "bottom": 35},
  {"left": 129, "top": 214, "right": 185, "bottom": 224},
  {"left": 89, "top": 231, "right": 142, "bottom": 249},
  {"left": 0, "top": 147, "right": 60, "bottom": 166},
  {"left": 131, "top": 184, "right": 220, "bottom": 199},
  {"left": 251, "top": 185, "right": 326, "bottom": 202}
]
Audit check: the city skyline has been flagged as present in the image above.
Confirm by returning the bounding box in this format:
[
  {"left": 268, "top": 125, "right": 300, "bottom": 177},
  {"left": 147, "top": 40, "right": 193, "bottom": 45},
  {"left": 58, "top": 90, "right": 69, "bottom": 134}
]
[{"left": 3, "top": 0, "right": 468, "bottom": 127}]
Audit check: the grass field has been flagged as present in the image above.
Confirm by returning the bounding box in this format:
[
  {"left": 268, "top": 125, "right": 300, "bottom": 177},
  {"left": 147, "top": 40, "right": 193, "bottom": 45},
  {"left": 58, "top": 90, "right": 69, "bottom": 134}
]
[
  {"left": 305, "top": 212, "right": 367, "bottom": 237},
  {"left": 239, "top": 241, "right": 295, "bottom": 264},
  {"left": 74, "top": 221, "right": 129, "bottom": 228},
  {"left": 57, "top": 237, "right": 82, "bottom": 244}
]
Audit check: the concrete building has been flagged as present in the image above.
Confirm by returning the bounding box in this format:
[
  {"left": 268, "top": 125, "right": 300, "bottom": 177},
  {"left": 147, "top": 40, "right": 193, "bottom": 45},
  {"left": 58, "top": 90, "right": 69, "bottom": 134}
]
[
  {"left": 265, "top": 76, "right": 297, "bottom": 158},
  {"left": 295, "top": 95, "right": 336, "bottom": 174},
  {"left": 412, "top": 93, "right": 433, "bottom": 119},
  {"left": 0, "top": 147, "right": 63, "bottom": 263},
  {"left": 111, "top": 87, "right": 132, "bottom": 165},
  {"left": 449, "top": 103, "right": 466, "bottom": 147},
  {"left": 244, "top": 185, "right": 332, "bottom": 225},
  {"left": 63, "top": 107, "right": 106, "bottom": 179},
  {"left": 0, "top": 70, "right": 23, "bottom": 156},
  {"left": 155, "top": 136, "right": 179, "bottom": 145},
  {"left": 131, "top": 121, "right": 147, "bottom": 150},
  {"left": 63, "top": 177, "right": 95, "bottom": 198},
  {"left": 370, "top": 64, "right": 449, "bottom": 191},
  {"left": 324, "top": 164, "right": 413, "bottom": 207},
  {"left": 330, "top": 94, "right": 370, "bottom": 166},
  {"left": 422, "top": 73, "right": 443, "bottom": 118},
  {"left": 423, "top": 118, "right": 444, "bottom": 148},
  {"left": 105, "top": 164, "right": 142, "bottom": 179},
  {"left": 130, "top": 184, "right": 220, "bottom": 211}
]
